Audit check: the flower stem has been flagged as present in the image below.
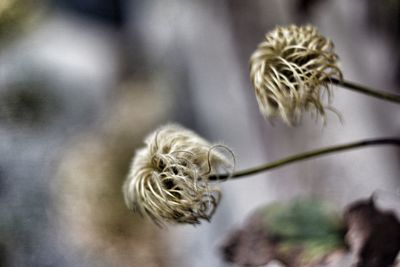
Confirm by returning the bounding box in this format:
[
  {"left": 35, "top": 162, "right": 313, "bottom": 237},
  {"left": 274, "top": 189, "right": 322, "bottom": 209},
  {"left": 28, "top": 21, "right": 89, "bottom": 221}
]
[
  {"left": 210, "top": 138, "right": 400, "bottom": 180},
  {"left": 330, "top": 78, "right": 400, "bottom": 104}
]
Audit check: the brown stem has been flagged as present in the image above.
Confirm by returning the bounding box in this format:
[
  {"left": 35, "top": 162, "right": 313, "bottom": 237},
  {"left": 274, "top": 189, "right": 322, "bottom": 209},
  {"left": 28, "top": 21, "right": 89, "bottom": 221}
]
[
  {"left": 210, "top": 138, "right": 400, "bottom": 181},
  {"left": 330, "top": 78, "right": 400, "bottom": 104}
]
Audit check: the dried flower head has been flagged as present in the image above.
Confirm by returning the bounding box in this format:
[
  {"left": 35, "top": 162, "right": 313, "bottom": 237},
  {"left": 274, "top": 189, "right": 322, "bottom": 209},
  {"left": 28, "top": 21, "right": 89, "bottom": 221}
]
[
  {"left": 249, "top": 25, "right": 343, "bottom": 125},
  {"left": 123, "top": 124, "right": 233, "bottom": 226}
]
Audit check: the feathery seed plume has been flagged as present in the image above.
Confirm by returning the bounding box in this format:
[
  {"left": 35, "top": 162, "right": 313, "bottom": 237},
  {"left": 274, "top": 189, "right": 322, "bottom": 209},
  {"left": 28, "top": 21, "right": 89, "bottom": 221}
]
[
  {"left": 123, "top": 124, "right": 233, "bottom": 226},
  {"left": 249, "top": 25, "right": 342, "bottom": 125}
]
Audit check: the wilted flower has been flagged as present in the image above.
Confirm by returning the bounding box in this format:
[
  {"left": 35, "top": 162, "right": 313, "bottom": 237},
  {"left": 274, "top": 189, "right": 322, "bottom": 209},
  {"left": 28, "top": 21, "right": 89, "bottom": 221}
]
[
  {"left": 249, "top": 25, "right": 343, "bottom": 125},
  {"left": 123, "top": 124, "right": 233, "bottom": 226}
]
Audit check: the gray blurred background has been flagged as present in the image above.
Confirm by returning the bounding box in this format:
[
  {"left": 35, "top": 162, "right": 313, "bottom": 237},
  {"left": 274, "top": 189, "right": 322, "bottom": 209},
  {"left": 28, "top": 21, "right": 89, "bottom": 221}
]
[{"left": 0, "top": 0, "right": 399, "bottom": 266}]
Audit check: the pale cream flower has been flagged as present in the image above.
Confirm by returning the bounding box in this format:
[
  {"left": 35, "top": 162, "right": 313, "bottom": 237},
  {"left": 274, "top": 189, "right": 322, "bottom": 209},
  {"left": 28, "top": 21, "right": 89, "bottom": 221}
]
[
  {"left": 123, "top": 124, "right": 232, "bottom": 226},
  {"left": 250, "top": 25, "right": 342, "bottom": 125}
]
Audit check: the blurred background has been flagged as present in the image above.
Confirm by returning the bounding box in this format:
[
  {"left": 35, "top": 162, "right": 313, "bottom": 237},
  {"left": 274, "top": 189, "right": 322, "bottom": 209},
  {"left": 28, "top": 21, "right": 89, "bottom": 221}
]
[{"left": 0, "top": 0, "right": 399, "bottom": 266}]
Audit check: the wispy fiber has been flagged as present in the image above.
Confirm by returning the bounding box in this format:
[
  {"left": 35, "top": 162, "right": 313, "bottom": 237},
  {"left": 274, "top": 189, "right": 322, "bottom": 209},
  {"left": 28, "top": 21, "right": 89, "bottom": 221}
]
[
  {"left": 123, "top": 124, "right": 233, "bottom": 226},
  {"left": 250, "top": 25, "right": 342, "bottom": 125}
]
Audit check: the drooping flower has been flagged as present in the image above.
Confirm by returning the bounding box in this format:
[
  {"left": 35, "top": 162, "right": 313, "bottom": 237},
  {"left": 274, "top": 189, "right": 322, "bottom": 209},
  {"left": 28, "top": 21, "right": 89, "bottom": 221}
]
[
  {"left": 123, "top": 124, "right": 233, "bottom": 226},
  {"left": 249, "top": 25, "right": 342, "bottom": 125}
]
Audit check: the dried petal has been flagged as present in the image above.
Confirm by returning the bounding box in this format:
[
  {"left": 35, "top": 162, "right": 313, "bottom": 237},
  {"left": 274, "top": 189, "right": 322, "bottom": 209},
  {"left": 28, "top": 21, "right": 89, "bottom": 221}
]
[{"left": 344, "top": 198, "right": 400, "bottom": 267}]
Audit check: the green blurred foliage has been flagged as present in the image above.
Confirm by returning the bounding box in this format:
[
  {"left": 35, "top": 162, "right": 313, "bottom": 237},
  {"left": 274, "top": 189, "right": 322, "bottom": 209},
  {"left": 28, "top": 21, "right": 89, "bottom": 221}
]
[{"left": 262, "top": 198, "right": 345, "bottom": 262}]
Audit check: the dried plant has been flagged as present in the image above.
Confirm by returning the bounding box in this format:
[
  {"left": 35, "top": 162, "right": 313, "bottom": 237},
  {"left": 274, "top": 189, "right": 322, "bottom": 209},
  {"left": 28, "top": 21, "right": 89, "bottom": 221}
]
[
  {"left": 124, "top": 124, "right": 400, "bottom": 227},
  {"left": 122, "top": 23, "right": 400, "bottom": 229},
  {"left": 123, "top": 124, "right": 233, "bottom": 226},
  {"left": 250, "top": 25, "right": 342, "bottom": 125}
]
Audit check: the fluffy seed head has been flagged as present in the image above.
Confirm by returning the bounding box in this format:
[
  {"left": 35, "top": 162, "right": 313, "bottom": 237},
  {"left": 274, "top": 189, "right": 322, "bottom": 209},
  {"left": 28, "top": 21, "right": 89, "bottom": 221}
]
[
  {"left": 123, "top": 124, "right": 233, "bottom": 226},
  {"left": 249, "top": 25, "right": 343, "bottom": 125}
]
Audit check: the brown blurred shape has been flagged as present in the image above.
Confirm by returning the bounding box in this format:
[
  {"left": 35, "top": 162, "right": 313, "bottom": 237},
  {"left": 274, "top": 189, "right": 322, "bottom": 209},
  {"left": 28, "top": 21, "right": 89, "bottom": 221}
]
[{"left": 53, "top": 83, "right": 171, "bottom": 267}]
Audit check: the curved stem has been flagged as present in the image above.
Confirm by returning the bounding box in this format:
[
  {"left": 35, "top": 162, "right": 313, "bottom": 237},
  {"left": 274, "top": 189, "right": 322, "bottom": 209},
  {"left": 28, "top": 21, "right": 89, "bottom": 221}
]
[
  {"left": 330, "top": 78, "right": 400, "bottom": 104},
  {"left": 210, "top": 138, "right": 400, "bottom": 181}
]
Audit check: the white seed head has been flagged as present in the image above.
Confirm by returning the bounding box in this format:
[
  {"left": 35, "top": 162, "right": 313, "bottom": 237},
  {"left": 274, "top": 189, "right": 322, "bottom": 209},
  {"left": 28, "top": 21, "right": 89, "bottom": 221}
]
[
  {"left": 250, "top": 25, "right": 343, "bottom": 125},
  {"left": 123, "top": 124, "right": 232, "bottom": 226}
]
